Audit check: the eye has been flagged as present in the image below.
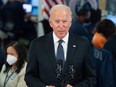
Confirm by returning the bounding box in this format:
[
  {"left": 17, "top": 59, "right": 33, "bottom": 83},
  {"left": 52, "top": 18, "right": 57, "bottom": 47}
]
[
  {"left": 55, "top": 20, "right": 60, "bottom": 23},
  {"left": 62, "top": 20, "right": 67, "bottom": 23}
]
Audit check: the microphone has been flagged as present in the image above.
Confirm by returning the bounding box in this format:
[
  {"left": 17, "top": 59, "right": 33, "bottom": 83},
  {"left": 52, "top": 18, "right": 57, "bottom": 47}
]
[
  {"left": 68, "top": 65, "right": 75, "bottom": 80},
  {"left": 65, "top": 64, "right": 75, "bottom": 84},
  {"left": 56, "top": 59, "right": 63, "bottom": 81}
]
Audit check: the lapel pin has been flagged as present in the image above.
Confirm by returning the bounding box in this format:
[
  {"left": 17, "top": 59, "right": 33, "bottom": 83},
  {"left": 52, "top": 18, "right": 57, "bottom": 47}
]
[{"left": 73, "top": 45, "right": 76, "bottom": 47}]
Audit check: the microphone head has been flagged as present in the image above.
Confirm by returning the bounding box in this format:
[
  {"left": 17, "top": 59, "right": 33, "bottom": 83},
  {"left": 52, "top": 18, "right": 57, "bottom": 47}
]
[
  {"left": 69, "top": 65, "right": 75, "bottom": 74},
  {"left": 67, "top": 65, "right": 75, "bottom": 82},
  {"left": 56, "top": 59, "right": 63, "bottom": 81},
  {"left": 56, "top": 59, "right": 63, "bottom": 73}
]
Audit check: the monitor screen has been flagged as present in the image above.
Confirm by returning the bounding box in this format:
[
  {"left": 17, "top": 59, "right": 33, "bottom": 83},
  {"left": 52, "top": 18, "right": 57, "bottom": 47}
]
[
  {"left": 31, "top": 7, "right": 38, "bottom": 16},
  {"left": 23, "top": 4, "right": 32, "bottom": 13}
]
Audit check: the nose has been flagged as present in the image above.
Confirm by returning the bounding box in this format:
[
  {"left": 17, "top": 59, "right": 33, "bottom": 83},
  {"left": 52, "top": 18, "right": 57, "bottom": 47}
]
[{"left": 59, "top": 22, "right": 64, "bottom": 28}]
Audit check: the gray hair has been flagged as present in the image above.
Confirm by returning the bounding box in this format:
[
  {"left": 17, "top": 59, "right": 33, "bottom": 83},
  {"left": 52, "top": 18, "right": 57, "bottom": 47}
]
[{"left": 49, "top": 4, "right": 72, "bottom": 19}]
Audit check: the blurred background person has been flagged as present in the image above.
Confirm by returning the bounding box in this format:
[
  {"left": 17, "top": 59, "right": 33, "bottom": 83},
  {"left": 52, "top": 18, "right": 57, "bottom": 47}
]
[
  {"left": 0, "top": 41, "right": 27, "bottom": 87},
  {"left": 2, "top": 0, "right": 26, "bottom": 47},
  {"left": 19, "top": 13, "right": 37, "bottom": 48},
  {"left": 92, "top": 19, "right": 116, "bottom": 48},
  {"left": 70, "top": 8, "right": 92, "bottom": 42},
  {"left": 104, "top": 33, "right": 116, "bottom": 58},
  {"left": 104, "top": 28, "right": 116, "bottom": 87}
]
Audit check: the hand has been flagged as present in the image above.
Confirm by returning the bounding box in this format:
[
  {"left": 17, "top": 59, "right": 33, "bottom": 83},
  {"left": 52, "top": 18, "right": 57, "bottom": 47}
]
[{"left": 66, "top": 84, "right": 73, "bottom": 87}]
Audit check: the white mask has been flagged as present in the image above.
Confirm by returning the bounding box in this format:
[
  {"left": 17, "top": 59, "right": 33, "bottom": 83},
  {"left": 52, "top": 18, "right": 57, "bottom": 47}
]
[{"left": 6, "top": 55, "right": 17, "bottom": 65}]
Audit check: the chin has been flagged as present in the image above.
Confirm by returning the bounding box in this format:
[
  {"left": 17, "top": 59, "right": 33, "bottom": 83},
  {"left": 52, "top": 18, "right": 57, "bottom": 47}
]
[
  {"left": 57, "top": 33, "right": 66, "bottom": 38},
  {"left": 59, "top": 35, "right": 65, "bottom": 39}
]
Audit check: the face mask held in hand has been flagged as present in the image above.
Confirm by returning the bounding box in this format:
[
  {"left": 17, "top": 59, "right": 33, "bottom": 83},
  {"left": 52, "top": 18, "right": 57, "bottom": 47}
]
[{"left": 6, "top": 55, "right": 17, "bottom": 65}]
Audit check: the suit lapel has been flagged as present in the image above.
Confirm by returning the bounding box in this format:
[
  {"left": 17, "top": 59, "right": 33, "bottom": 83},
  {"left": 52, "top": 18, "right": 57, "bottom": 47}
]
[
  {"left": 63, "top": 33, "right": 79, "bottom": 74},
  {"left": 44, "top": 33, "right": 57, "bottom": 70}
]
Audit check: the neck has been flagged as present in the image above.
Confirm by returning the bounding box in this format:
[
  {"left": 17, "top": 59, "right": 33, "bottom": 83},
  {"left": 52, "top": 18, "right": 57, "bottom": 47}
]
[{"left": 11, "top": 65, "right": 17, "bottom": 72}]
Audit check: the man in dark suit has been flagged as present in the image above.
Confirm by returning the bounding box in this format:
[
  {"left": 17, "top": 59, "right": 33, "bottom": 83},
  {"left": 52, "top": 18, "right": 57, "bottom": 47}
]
[{"left": 25, "top": 4, "right": 96, "bottom": 87}]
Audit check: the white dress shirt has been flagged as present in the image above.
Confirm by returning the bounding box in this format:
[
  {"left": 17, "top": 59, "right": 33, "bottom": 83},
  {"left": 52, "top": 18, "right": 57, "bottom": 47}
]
[{"left": 53, "top": 32, "right": 69, "bottom": 61}]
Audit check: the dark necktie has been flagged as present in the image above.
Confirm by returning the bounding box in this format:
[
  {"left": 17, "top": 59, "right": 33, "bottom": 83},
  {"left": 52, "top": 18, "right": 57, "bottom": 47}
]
[{"left": 56, "top": 40, "right": 65, "bottom": 62}]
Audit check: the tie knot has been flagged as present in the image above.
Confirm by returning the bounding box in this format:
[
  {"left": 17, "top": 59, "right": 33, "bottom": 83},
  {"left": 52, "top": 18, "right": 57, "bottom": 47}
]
[{"left": 58, "top": 39, "right": 63, "bottom": 44}]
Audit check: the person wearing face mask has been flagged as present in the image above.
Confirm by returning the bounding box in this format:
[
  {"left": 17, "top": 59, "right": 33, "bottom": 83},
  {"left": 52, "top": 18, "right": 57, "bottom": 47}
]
[{"left": 0, "top": 41, "right": 27, "bottom": 87}]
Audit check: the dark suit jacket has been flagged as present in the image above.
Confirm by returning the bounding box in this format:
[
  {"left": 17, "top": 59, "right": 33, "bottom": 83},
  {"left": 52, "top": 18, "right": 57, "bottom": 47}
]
[
  {"left": 25, "top": 32, "right": 96, "bottom": 87},
  {"left": 93, "top": 48, "right": 114, "bottom": 87}
]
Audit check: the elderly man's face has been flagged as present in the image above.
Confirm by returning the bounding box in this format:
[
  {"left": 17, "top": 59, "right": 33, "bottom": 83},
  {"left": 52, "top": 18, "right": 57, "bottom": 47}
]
[{"left": 49, "top": 9, "right": 72, "bottom": 39}]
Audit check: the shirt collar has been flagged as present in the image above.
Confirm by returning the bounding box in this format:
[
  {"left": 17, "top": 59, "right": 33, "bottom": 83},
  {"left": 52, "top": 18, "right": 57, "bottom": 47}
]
[{"left": 53, "top": 32, "right": 69, "bottom": 44}]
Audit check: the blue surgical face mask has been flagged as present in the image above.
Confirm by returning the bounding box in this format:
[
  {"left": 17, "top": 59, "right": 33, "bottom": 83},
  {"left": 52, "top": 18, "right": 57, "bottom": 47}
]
[{"left": 6, "top": 54, "right": 17, "bottom": 65}]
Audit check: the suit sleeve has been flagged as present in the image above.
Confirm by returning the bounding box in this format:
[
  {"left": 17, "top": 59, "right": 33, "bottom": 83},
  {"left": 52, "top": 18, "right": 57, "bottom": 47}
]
[{"left": 24, "top": 40, "right": 47, "bottom": 87}]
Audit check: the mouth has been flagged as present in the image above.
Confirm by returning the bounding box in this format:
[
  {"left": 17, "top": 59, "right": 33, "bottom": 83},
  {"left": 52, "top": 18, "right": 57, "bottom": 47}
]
[{"left": 58, "top": 30, "right": 64, "bottom": 33}]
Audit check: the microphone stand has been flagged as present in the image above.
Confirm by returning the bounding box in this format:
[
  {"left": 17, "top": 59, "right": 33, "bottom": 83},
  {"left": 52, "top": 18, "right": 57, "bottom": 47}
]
[
  {"left": 63, "top": 65, "right": 75, "bottom": 87},
  {"left": 62, "top": 78, "right": 66, "bottom": 87},
  {"left": 56, "top": 61, "right": 75, "bottom": 87}
]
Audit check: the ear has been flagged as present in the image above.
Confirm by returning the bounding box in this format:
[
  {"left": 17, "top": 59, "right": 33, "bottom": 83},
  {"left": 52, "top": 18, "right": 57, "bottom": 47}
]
[{"left": 49, "top": 19, "right": 53, "bottom": 28}]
